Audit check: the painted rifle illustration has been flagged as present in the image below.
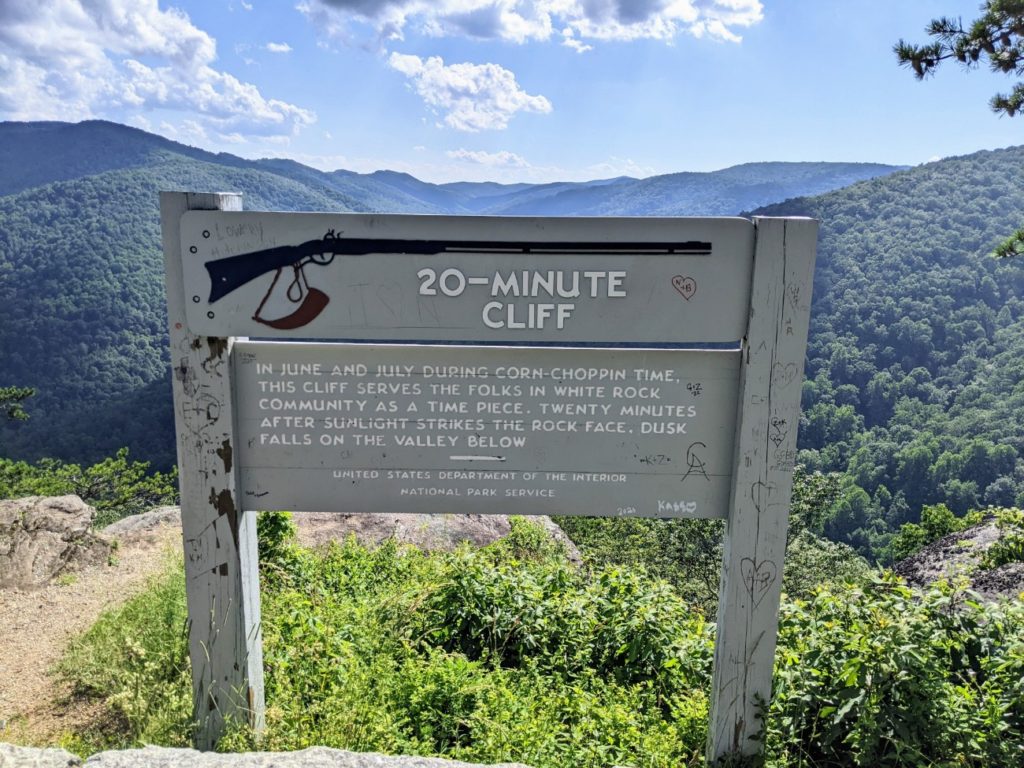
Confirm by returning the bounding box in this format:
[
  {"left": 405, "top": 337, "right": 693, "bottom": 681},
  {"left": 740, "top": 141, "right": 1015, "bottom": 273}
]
[{"left": 205, "top": 230, "right": 712, "bottom": 330}]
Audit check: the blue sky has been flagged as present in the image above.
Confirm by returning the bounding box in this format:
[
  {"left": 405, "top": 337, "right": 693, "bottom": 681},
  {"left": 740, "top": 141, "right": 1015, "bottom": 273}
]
[{"left": 1, "top": 1, "right": 1021, "bottom": 182}]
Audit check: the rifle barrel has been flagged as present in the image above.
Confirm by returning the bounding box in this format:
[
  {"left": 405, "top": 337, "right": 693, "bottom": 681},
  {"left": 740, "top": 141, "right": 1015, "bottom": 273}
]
[{"left": 205, "top": 237, "right": 712, "bottom": 303}]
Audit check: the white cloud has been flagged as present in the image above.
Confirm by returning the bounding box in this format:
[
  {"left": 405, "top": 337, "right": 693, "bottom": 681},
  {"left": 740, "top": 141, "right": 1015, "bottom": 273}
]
[
  {"left": 265, "top": 42, "right": 293, "bottom": 53},
  {"left": 388, "top": 53, "right": 551, "bottom": 131},
  {"left": 128, "top": 114, "right": 152, "bottom": 131},
  {"left": 241, "top": 1, "right": 254, "bottom": 10},
  {"left": 0, "top": 1, "right": 314, "bottom": 139},
  {"left": 446, "top": 148, "right": 529, "bottom": 167},
  {"left": 158, "top": 118, "right": 208, "bottom": 144},
  {"left": 561, "top": 28, "right": 592, "bottom": 53},
  {"left": 301, "top": 0, "right": 762, "bottom": 46}
]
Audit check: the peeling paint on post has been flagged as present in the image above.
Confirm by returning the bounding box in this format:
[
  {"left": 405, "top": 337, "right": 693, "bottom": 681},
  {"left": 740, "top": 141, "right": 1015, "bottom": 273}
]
[{"left": 161, "top": 192, "right": 265, "bottom": 750}]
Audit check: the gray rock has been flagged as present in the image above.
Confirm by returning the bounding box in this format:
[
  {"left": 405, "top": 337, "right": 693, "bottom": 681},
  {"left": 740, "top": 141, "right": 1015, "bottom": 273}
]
[
  {"left": 971, "top": 561, "right": 1024, "bottom": 601},
  {"left": 0, "top": 743, "right": 81, "bottom": 767},
  {"left": 0, "top": 496, "right": 112, "bottom": 588},
  {"left": 892, "top": 518, "right": 1024, "bottom": 601},
  {"left": 101, "top": 506, "right": 181, "bottom": 538},
  {"left": 293, "top": 512, "right": 581, "bottom": 564},
  {"left": 104, "top": 508, "right": 581, "bottom": 564},
  {"left": 81, "top": 746, "right": 529, "bottom": 768},
  {"left": 892, "top": 520, "right": 1001, "bottom": 588}
]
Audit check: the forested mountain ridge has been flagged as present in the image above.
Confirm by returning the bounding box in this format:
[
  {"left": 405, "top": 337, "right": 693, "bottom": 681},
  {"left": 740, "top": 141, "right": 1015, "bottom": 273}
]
[
  {"left": 0, "top": 120, "right": 903, "bottom": 470},
  {"left": 483, "top": 161, "right": 908, "bottom": 216},
  {"left": 5, "top": 121, "right": 1023, "bottom": 561},
  {"left": 0, "top": 151, "right": 378, "bottom": 466},
  {"left": 754, "top": 147, "right": 1024, "bottom": 558},
  {"left": 0, "top": 120, "right": 902, "bottom": 215}
]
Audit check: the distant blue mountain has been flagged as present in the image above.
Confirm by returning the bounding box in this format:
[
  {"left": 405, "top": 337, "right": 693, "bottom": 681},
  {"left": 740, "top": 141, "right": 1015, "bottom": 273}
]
[
  {"left": 0, "top": 119, "right": 906, "bottom": 468},
  {"left": 0, "top": 119, "right": 904, "bottom": 216}
]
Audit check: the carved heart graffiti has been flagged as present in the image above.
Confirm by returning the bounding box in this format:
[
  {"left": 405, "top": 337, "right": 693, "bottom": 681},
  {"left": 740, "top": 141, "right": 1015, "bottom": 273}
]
[
  {"left": 750, "top": 480, "right": 776, "bottom": 514},
  {"left": 672, "top": 275, "right": 697, "bottom": 300},
  {"left": 740, "top": 557, "right": 778, "bottom": 609},
  {"left": 768, "top": 416, "right": 788, "bottom": 448},
  {"left": 771, "top": 362, "right": 798, "bottom": 388}
]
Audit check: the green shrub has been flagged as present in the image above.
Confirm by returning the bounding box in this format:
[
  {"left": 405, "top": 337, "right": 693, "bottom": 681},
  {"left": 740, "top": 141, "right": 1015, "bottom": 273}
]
[
  {"left": 558, "top": 515, "right": 725, "bottom": 613},
  {"left": 0, "top": 447, "right": 177, "bottom": 527},
  {"left": 561, "top": 468, "right": 871, "bottom": 615},
  {"left": 256, "top": 510, "right": 308, "bottom": 586},
  {"left": 980, "top": 508, "right": 1024, "bottom": 570},
  {"left": 888, "top": 504, "right": 985, "bottom": 562},
  {"left": 58, "top": 530, "right": 1024, "bottom": 767},
  {"left": 488, "top": 515, "right": 569, "bottom": 565},
  {"left": 767, "top": 573, "right": 1024, "bottom": 766}
]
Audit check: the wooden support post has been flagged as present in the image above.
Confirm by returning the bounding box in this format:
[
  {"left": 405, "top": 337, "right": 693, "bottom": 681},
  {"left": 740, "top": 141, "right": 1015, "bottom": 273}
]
[
  {"left": 160, "top": 192, "right": 265, "bottom": 750},
  {"left": 708, "top": 217, "right": 818, "bottom": 763}
]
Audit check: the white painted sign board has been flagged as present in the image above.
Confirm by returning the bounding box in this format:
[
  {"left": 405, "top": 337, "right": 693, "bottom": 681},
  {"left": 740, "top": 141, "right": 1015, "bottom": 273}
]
[
  {"left": 180, "top": 212, "right": 754, "bottom": 343},
  {"left": 161, "top": 194, "right": 817, "bottom": 765},
  {"left": 234, "top": 342, "right": 740, "bottom": 518}
]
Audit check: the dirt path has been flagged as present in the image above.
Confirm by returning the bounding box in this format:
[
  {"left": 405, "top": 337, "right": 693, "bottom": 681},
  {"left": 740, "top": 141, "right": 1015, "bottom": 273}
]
[{"left": 0, "top": 521, "right": 181, "bottom": 744}]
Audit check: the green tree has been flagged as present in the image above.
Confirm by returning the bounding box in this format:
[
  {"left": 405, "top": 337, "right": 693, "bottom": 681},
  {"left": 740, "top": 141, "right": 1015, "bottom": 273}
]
[
  {"left": 895, "top": 0, "right": 1024, "bottom": 256},
  {"left": 0, "top": 448, "right": 178, "bottom": 527},
  {"left": 0, "top": 386, "right": 34, "bottom": 420},
  {"left": 888, "top": 503, "right": 984, "bottom": 562}
]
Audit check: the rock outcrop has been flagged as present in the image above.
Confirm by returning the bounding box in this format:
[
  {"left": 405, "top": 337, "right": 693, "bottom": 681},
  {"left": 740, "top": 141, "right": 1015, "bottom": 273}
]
[
  {"left": 0, "top": 496, "right": 112, "bottom": 589},
  {"left": 0, "top": 744, "right": 532, "bottom": 768},
  {"left": 892, "top": 519, "right": 1024, "bottom": 601},
  {"left": 0, "top": 743, "right": 79, "bottom": 768},
  {"left": 104, "top": 508, "right": 581, "bottom": 564},
  {"left": 291, "top": 512, "right": 581, "bottom": 563}
]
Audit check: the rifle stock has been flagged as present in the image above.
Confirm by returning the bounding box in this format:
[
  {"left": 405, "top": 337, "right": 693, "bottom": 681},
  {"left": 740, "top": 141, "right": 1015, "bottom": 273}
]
[{"left": 206, "top": 238, "right": 338, "bottom": 303}]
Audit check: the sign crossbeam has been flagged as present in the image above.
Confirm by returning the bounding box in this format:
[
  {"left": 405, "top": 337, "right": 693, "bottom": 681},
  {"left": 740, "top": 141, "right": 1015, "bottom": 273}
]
[{"left": 161, "top": 195, "right": 816, "bottom": 763}]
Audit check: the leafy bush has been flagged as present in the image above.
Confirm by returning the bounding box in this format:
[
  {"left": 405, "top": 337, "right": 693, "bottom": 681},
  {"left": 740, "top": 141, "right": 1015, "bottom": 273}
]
[
  {"left": 888, "top": 504, "right": 984, "bottom": 562},
  {"left": 561, "top": 467, "right": 871, "bottom": 614},
  {"left": 255, "top": 509, "right": 307, "bottom": 585},
  {"left": 58, "top": 522, "right": 1024, "bottom": 767},
  {"left": 0, "top": 447, "right": 177, "bottom": 527},
  {"left": 981, "top": 508, "right": 1024, "bottom": 570},
  {"left": 767, "top": 574, "right": 1024, "bottom": 766},
  {"left": 558, "top": 515, "right": 725, "bottom": 613}
]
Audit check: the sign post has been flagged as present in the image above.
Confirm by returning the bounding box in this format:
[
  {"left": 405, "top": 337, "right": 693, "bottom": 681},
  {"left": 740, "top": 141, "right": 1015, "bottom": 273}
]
[
  {"left": 161, "top": 192, "right": 264, "bottom": 749},
  {"left": 161, "top": 195, "right": 816, "bottom": 761},
  {"left": 709, "top": 218, "right": 817, "bottom": 760}
]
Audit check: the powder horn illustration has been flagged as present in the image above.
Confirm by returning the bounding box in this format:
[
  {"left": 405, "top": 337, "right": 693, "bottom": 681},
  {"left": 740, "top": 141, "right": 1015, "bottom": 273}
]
[{"left": 205, "top": 230, "right": 343, "bottom": 329}]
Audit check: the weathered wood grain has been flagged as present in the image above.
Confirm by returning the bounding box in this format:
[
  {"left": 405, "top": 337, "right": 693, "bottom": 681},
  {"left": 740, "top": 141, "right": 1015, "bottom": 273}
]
[
  {"left": 708, "top": 217, "right": 818, "bottom": 762},
  {"left": 161, "top": 192, "right": 265, "bottom": 749}
]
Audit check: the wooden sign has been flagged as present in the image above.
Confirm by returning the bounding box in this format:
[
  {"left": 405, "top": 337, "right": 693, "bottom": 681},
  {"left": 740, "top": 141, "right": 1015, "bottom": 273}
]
[
  {"left": 160, "top": 193, "right": 817, "bottom": 764},
  {"left": 179, "top": 212, "right": 754, "bottom": 343}
]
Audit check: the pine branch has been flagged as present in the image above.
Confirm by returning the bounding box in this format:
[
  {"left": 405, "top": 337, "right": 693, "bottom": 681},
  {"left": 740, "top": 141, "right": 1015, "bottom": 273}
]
[{"left": 993, "top": 227, "right": 1024, "bottom": 258}]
